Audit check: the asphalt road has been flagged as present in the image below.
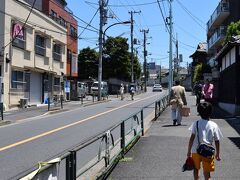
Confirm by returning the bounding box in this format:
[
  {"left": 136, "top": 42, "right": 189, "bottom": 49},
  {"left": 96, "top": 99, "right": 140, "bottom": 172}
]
[{"left": 0, "top": 89, "right": 167, "bottom": 179}]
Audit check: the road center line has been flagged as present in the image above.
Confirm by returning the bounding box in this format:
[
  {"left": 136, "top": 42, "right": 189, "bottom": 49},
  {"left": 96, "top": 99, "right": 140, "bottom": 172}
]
[{"left": 0, "top": 94, "right": 159, "bottom": 152}]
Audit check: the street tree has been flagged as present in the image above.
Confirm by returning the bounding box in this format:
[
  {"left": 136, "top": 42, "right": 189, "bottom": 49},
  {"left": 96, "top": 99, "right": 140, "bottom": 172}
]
[
  {"left": 78, "top": 47, "right": 98, "bottom": 80},
  {"left": 103, "top": 36, "right": 141, "bottom": 81}
]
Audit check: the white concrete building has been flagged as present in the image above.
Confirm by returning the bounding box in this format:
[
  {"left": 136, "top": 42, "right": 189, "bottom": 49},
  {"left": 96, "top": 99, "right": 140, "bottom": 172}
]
[{"left": 0, "top": 0, "right": 67, "bottom": 110}]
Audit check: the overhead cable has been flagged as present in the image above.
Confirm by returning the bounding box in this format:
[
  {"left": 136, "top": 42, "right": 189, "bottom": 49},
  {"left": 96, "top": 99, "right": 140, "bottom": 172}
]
[
  {"left": 3, "top": 0, "right": 37, "bottom": 50},
  {"left": 175, "top": 0, "right": 205, "bottom": 30},
  {"left": 85, "top": 1, "right": 158, "bottom": 7},
  {"left": 49, "top": 0, "right": 99, "bottom": 31}
]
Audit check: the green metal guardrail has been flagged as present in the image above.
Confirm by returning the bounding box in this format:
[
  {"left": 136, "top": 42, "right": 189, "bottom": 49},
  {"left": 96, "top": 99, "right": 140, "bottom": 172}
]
[{"left": 18, "top": 95, "right": 169, "bottom": 180}]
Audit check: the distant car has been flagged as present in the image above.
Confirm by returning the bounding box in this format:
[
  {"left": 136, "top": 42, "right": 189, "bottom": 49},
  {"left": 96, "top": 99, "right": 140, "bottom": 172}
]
[{"left": 152, "top": 84, "right": 162, "bottom": 92}]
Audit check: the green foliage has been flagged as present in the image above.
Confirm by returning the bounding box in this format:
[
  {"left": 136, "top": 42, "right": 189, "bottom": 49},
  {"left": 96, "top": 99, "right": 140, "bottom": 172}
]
[
  {"left": 224, "top": 20, "right": 240, "bottom": 44},
  {"left": 78, "top": 47, "right": 98, "bottom": 80},
  {"left": 193, "top": 64, "right": 202, "bottom": 83},
  {"left": 103, "top": 37, "right": 141, "bottom": 81},
  {"left": 133, "top": 55, "right": 141, "bottom": 80},
  {"left": 193, "top": 63, "right": 212, "bottom": 83},
  {"left": 78, "top": 37, "right": 141, "bottom": 82}
]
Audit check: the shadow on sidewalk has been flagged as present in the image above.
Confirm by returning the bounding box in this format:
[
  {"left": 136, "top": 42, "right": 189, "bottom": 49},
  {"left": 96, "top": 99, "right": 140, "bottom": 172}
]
[
  {"left": 211, "top": 105, "right": 231, "bottom": 119},
  {"left": 211, "top": 104, "right": 240, "bottom": 136},
  {"left": 228, "top": 137, "right": 240, "bottom": 149}
]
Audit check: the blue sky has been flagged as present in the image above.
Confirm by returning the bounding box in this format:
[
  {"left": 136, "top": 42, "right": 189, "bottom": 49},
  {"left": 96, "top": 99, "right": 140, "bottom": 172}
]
[{"left": 67, "top": 0, "right": 219, "bottom": 68}]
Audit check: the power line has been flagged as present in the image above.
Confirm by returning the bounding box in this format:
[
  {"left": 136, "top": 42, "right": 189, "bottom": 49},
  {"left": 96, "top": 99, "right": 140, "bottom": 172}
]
[
  {"left": 12, "top": 1, "right": 99, "bottom": 34},
  {"left": 156, "top": 0, "right": 170, "bottom": 33},
  {"left": 78, "top": 9, "right": 99, "bottom": 40},
  {"left": 85, "top": 1, "right": 158, "bottom": 7},
  {"left": 0, "top": 9, "right": 97, "bottom": 41},
  {"left": 48, "top": 0, "right": 99, "bottom": 32},
  {"left": 175, "top": 0, "right": 205, "bottom": 30},
  {"left": 175, "top": 23, "right": 202, "bottom": 42},
  {"left": 3, "top": 0, "right": 37, "bottom": 50}
]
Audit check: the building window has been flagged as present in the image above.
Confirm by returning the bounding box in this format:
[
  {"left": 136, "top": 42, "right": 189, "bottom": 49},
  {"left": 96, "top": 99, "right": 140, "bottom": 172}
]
[
  {"left": 12, "top": 23, "right": 25, "bottom": 49},
  {"left": 67, "top": 49, "right": 72, "bottom": 63},
  {"left": 35, "top": 35, "right": 46, "bottom": 56},
  {"left": 70, "top": 25, "right": 77, "bottom": 39},
  {"left": 53, "top": 43, "right": 62, "bottom": 61},
  {"left": 53, "top": 77, "right": 61, "bottom": 92},
  {"left": 59, "top": 16, "right": 67, "bottom": 27},
  {"left": 50, "top": 10, "right": 58, "bottom": 21},
  {"left": 11, "top": 71, "right": 26, "bottom": 90}
]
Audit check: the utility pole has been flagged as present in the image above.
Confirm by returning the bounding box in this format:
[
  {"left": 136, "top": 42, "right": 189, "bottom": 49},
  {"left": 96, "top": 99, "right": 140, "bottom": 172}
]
[
  {"left": 129, "top": 11, "right": 140, "bottom": 84},
  {"left": 176, "top": 34, "right": 179, "bottom": 75},
  {"left": 98, "top": 0, "right": 108, "bottom": 101},
  {"left": 141, "top": 29, "right": 149, "bottom": 92},
  {"left": 168, "top": 0, "right": 173, "bottom": 95},
  {"left": 159, "top": 65, "right": 161, "bottom": 84}
]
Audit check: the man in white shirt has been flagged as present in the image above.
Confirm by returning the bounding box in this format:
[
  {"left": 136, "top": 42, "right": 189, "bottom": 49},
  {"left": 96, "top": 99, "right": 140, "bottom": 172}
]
[{"left": 187, "top": 102, "right": 223, "bottom": 180}]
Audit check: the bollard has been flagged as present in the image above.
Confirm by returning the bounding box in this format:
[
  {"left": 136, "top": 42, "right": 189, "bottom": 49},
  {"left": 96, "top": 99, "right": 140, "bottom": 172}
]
[
  {"left": 60, "top": 95, "right": 63, "bottom": 109},
  {"left": 120, "top": 121, "right": 125, "bottom": 157},
  {"left": 48, "top": 97, "right": 50, "bottom": 111},
  {"left": 0, "top": 102, "right": 3, "bottom": 120},
  {"left": 155, "top": 102, "right": 157, "bottom": 120},
  {"left": 66, "top": 151, "right": 76, "bottom": 180},
  {"left": 141, "top": 110, "right": 144, "bottom": 136}
]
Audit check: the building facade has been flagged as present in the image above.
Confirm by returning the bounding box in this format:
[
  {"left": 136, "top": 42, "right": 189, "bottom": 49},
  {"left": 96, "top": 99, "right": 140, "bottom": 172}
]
[
  {"left": 215, "top": 38, "right": 240, "bottom": 115},
  {"left": 206, "top": 0, "right": 240, "bottom": 104},
  {"left": 42, "top": 0, "right": 78, "bottom": 100},
  {"left": 0, "top": 0, "right": 67, "bottom": 109},
  {"left": 207, "top": 0, "right": 240, "bottom": 66}
]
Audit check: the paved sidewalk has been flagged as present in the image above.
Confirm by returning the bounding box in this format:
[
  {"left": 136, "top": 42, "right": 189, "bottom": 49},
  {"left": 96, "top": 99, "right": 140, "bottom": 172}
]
[{"left": 109, "top": 93, "right": 240, "bottom": 179}]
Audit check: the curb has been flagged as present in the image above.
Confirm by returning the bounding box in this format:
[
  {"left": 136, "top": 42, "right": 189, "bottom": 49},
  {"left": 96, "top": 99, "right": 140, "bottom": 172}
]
[{"left": 0, "top": 120, "right": 11, "bottom": 126}]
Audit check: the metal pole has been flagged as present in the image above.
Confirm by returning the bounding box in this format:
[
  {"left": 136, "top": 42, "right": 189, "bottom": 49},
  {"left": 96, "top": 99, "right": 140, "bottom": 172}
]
[
  {"left": 141, "top": 29, "right": 148, "bottom": 92},
  {"left": 66, "top": 151, "right": 76, "bottom": 180},
  {"left": 98, "top": 0, "right": 104, "bottom": 101},
  {"left": 141, "top": 110, "right": 144, "bottom": 136},
  {"left": 120, "top": 121, "right": 125, "bottom": 157},
  {"left": 129, "top": 11, "right": 140, "bottom": 83},
  {"left": 144, "top": 31, "right": 147, "bottom": 92},
  {"left": 168, "top": 0, "right": 173, "bottom": 95},
  {"left": 130, "top": 11, "right": 134, "bottom": 83}
]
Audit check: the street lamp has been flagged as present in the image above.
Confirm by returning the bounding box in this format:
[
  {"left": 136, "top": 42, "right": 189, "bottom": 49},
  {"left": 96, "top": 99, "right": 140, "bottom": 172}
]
[
  {"left": 103, "top": 21, "right": 131, "bottom": 43},
  {"left": 98, "top": 21, "right": 131, "bottom": 101}
]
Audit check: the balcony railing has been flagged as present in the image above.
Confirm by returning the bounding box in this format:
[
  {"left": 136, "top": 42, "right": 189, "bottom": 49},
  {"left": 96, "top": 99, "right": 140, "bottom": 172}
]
[
  {"left": 208, "top": 26, "right": 226, "bottom": 50},
  {"left": 53, "top": 52, "right": 62, "bottom": 61},
  {"left": 35, "top": 45, "right": 46, "bottom": 56},
  {"left": 207, "top": 2, "right": 229, "bottom": 32},
  {"left": 12, "top": 38, "right": 25, "bottom": 49}
]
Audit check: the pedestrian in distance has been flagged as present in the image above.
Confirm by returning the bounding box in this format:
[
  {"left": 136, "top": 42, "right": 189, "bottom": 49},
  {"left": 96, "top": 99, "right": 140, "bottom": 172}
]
[
  {"left": 130, "top": 86, "right": 135, "bottom": 100},
  {"left": 169, "top": 80, "right": 187, "bottom": 126},
  {"left": 202, "top": 79, "right": 214, "bottom": 104},
  {"left": 194, "top": 81, "right": 203, "bottom": 106},
  {"left": 120, "top": 84, "right": 124, "bottom": 100},
  {"left": 187, "top": 102, "right": 222, "bottom": 180}
]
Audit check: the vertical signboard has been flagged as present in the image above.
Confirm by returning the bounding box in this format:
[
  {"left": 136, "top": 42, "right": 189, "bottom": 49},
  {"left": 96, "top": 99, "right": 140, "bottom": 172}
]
[{"left": 71, "top": 54, "right": 78, "bottom": 77}]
